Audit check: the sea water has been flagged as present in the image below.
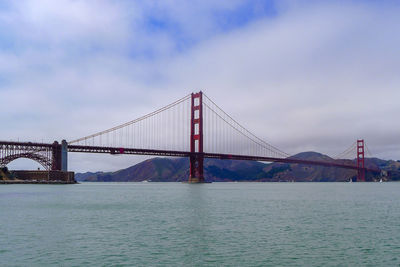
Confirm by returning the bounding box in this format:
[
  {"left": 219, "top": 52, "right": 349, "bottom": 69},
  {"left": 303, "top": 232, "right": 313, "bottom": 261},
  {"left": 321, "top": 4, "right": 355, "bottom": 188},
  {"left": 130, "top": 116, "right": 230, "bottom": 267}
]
[{"left": 0, "top": 182, "right": 399, "bottom": 266}]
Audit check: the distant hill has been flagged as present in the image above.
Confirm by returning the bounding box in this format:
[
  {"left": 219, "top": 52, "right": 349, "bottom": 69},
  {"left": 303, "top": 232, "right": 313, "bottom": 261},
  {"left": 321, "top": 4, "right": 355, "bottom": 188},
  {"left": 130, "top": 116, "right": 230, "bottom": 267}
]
[{"left": 75, "top": 152, "right": 400, "bottom": 182}]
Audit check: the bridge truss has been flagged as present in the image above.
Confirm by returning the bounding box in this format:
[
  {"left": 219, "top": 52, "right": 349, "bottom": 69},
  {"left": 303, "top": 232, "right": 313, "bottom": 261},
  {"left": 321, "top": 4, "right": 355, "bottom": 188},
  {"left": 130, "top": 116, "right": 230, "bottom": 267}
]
[{"left": 0, "top": 141, "right": 63, "bottom": 171}]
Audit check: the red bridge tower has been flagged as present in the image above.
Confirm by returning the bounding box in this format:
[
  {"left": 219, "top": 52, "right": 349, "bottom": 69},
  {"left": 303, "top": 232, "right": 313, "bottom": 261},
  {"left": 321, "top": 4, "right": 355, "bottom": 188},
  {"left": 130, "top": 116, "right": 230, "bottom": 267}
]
[
  {"left": 189, "top": 91, "right": 204, "bottom": 183},
  {"left": 357, "top": 139, "right": 365, "bottom": 181}
]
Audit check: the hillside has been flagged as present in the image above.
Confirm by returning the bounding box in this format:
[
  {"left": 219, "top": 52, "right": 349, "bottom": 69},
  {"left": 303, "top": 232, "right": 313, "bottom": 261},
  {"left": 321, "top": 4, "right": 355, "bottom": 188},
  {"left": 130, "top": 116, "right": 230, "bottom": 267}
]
[{"left": 75, "top": 152, "right": 400, "bottom": 182}]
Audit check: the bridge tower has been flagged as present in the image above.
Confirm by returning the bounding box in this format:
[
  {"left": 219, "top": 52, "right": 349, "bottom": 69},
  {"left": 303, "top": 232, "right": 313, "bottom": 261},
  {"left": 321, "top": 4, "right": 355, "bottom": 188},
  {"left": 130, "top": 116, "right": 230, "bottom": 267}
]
[
  {"left": 357, "top": 139, "right": 365, "bottom": 182},
  {"left": 189, "top": 91, "right": 204, "bottom": 183}
]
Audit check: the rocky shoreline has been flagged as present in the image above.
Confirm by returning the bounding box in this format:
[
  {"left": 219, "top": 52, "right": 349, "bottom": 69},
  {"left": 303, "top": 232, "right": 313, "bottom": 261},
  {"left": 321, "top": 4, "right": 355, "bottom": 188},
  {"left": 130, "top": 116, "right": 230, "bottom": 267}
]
[{"left": 0, "top": 180, "right": 77, "bottom": 184}]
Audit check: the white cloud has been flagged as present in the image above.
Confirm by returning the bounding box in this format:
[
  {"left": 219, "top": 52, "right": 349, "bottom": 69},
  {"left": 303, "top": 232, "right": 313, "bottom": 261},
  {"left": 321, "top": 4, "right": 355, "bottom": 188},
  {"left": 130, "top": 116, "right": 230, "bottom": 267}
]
[
  {"left": 163, "top": 1, "right": 400, "bottom": 158},
  {"left": 1, "top": 0, "right": 399, "bottom": 172}
]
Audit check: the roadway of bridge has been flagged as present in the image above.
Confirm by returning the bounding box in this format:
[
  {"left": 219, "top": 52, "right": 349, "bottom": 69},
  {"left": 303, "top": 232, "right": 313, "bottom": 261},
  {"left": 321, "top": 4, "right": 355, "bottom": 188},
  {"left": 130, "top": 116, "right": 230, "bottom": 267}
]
[
  {"left": 67, "top": 144, "right": 380, "bottom": 173},
  {"left": 0, "top": 141, "right": 380, "bottom": 173}
]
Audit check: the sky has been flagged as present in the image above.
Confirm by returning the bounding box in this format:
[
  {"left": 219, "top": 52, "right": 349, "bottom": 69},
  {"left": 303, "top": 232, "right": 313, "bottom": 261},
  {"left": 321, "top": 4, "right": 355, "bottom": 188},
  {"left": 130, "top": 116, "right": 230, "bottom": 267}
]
[{"left": 1, "top": 0, "right": 399, "bottom": 172}]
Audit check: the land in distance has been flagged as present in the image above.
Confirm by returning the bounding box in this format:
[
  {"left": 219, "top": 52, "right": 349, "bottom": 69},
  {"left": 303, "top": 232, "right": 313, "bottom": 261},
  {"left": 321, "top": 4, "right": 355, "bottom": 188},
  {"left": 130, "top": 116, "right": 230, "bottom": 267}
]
[{"left": 75, "top": 152, "right": 400, "bottom": 182}]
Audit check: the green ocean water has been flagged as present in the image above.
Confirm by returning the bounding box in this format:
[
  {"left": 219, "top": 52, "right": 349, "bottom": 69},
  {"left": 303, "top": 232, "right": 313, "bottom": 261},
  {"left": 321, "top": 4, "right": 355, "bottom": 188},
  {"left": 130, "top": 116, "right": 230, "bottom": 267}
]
[{"left": 0, "top": 182, "right": 399, "bottom": 266}]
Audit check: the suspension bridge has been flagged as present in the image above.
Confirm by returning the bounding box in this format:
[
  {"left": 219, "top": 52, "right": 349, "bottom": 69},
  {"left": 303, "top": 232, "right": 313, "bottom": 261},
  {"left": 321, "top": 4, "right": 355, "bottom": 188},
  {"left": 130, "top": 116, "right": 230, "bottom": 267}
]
[{"left": 0, "top": 91, "right": 382, "bottom": 182}]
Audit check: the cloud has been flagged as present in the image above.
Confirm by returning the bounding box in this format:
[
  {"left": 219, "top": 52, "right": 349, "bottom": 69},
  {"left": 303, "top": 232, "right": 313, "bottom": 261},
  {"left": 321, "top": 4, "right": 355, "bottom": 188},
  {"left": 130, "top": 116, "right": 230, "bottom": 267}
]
[
  {"left": 163, "top": 1, "right": 400, "bottom": 158},
  {"left": 1, "top": 0, "right": 399, "bottom": 172}
]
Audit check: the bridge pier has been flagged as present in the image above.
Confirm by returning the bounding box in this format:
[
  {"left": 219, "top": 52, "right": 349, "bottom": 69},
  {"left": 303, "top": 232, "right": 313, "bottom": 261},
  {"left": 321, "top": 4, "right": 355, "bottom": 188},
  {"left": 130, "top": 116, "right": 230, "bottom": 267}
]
[
  {"left": 51, "top": 140, "right": 68, "bottom": 171},
  {"left": 61, "top": 140, "right": 68, "bottom": 171},
  {"left": 189, "top": 154, "right": 204, "bottom": 183},
  {"left": 51, "top": 141, "right": 62, "bottom": 171}
]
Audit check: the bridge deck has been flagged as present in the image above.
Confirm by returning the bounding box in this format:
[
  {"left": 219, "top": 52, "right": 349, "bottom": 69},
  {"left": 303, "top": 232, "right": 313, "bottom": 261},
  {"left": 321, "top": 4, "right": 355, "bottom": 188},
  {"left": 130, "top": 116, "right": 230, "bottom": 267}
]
[
  {"left": 0, "top": 141, "right": 381, "bottom": 173},
  {"left": 67, "top": 145, "right": 380, "bottom": 173}
]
